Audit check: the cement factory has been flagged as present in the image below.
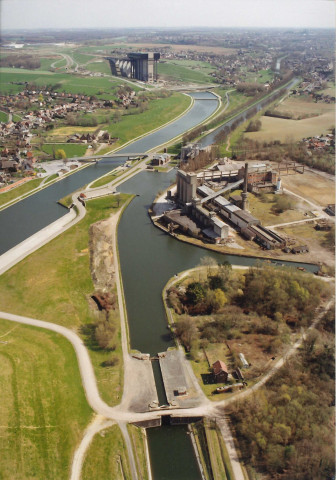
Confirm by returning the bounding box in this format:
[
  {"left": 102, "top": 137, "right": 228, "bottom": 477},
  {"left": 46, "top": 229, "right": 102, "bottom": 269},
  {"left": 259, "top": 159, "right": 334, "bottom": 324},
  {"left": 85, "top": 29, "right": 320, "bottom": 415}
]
[
  {"left": 107, "top": 52, "right": 160, "bottom": 82},
  {"left": 157, "top": 159, "right": 287, "bottom": 250}
]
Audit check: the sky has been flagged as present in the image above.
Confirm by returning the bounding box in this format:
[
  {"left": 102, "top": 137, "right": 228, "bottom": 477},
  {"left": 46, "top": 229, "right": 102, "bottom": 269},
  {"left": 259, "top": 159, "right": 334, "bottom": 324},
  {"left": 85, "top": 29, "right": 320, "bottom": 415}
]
[{"left": 1, "top": 0, "right": 335, "bottom": 31}]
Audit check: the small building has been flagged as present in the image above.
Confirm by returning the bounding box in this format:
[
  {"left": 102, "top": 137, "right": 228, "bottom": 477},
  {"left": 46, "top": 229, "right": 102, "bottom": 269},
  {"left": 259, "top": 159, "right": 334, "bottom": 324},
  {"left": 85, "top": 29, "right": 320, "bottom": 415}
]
[
  {"left": 292, "top": 245, "right": 309, "bottom": 254},
  {"left": 175, "top": 386, "right": 187, "bottom": 396},
  {"left": 325, "top": 204, "right": 335, "bottom": 216},
  {"left": 212, "top": 360, "right": 229, "bottom": 383},
  {"left": 151, "top": 153, "right": 170, "bottom": 166}
]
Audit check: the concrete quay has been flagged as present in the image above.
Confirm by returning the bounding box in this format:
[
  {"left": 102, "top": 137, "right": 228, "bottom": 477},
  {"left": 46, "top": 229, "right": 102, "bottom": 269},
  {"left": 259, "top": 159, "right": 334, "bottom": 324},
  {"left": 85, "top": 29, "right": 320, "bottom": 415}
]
[
  {"left": 158, "top": 348, "right": 205, "bottom": 408},
  {"left": 0, "top": 209, "right": 77, "bottom": 275},
  {"left": 121, "top": 355, "right": 159, "bottom": 413}
]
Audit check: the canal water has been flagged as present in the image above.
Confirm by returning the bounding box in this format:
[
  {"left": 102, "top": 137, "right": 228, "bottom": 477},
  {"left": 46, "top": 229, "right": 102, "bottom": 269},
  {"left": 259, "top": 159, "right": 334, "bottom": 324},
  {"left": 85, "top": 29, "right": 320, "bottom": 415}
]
[{"left": 0, "top": 90, "right": 317, "bottom": 479}]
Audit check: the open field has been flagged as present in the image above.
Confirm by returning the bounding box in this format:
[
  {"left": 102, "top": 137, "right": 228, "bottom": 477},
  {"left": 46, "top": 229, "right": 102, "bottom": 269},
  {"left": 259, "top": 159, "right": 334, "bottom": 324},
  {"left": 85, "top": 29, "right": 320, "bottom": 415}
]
[
  {"left": 0, "top": 194, "right": 130, "bottom": 405},
  {"left": 0, "top": 110, "right": 8, "bottom": 122},
  {"left": 158, "top": 61, "right": 213, "bottom": 84},
  {"left": 49, "top": 125, "right": 99, "bottom": 135},
  {"left": 277, "top": 222, "right": 334, "bottom": 267},
  {"left": 0, "top": 318, "right": 92, "bottom": 480},
  {"left": 272, "top": 96, "right": 334, "bottom": 118},
  {"left": 0, "top": 68, "right": 128, "bottom": 99},
  {"left": 317, "top": 81, "right": 335, "bottom": 96},
  {"left": 281, "top": 170, "right": 335, "bottom": 206},
  {"left": 82, "top": 424, "right": 131, "bottom": 480},
  {"left": 0, "top": 177, "right": 44, "bottom": 207},
  {"left": 245, "top": 110, "right": 334, "bottom": 142},
  {"left": 84, "top": 60, "right": 111, "bottom": 75},
  {"left": 242, "top": 191, "right": 310, "bottom": 226},
  {"left": 241, "top": 68, "right": 273, "bottom": 84},
  {"left": 41, "top": 143, "right": 88, "bottom": 158}
]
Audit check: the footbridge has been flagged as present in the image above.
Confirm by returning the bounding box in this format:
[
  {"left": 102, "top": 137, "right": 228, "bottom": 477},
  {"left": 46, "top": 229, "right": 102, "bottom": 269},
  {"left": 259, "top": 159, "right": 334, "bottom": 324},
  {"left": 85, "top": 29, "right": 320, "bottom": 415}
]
[{"left": 74, "top": 153, "right": 148, "bottom": 163}]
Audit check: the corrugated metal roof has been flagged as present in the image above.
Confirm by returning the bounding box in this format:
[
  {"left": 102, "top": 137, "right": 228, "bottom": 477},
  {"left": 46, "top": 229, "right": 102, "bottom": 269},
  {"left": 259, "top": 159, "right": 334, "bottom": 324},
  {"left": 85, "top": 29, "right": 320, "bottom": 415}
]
[{"left": 197, "top": 185, "right": 215, "bottom": 197}]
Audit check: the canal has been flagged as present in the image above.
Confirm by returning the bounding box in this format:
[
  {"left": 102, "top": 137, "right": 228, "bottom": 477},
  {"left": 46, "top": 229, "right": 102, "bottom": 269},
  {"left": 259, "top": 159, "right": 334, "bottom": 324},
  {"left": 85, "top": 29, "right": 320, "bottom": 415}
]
[{"left": 0, "top": 89, "right": 317, "bottom": 479}]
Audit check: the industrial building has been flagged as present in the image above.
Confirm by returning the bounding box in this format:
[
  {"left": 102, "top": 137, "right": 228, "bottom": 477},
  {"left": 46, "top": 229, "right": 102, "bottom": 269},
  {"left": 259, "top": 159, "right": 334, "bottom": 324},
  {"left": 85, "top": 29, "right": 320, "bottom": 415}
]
[
  {"left": 107, "top": 52, "right": 160, "bottom": 82},
  {"left": 162, "top": 162, "right": 286, "bottom": 249}
]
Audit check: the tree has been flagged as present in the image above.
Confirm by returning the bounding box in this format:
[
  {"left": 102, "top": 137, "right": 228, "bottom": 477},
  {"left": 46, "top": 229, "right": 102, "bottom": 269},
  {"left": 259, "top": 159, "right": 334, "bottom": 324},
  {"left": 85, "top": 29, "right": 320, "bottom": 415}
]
[
  {"left": 186, "top": 282, "right": 206, "bottom": 305},
  {"left": 175, "top": 316, "right": 198, "bottom": 352},
  {"left": 55, "top": 149, "right": 66, "bottom": 160}
]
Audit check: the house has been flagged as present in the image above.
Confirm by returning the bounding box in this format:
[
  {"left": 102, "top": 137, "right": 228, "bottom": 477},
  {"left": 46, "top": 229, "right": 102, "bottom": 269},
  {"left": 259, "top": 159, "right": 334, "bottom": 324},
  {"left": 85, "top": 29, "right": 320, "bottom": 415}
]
[{"left": 212, "top": 360, "right": 229, "bottom": 383}]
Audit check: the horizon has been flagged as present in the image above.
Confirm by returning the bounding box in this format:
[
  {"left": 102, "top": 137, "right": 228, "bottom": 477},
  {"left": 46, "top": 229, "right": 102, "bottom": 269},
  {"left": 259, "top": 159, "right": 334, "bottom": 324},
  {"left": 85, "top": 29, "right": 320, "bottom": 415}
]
[{"left": 1, "top": 0, "right": 335, "bottom": 31}]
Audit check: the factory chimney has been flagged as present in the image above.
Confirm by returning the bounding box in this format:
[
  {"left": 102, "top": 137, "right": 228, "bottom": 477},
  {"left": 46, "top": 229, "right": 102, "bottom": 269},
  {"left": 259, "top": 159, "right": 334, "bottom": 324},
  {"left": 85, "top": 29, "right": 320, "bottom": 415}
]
[{"left": 241, "top": 162, "right": 248, "bottom": 210}]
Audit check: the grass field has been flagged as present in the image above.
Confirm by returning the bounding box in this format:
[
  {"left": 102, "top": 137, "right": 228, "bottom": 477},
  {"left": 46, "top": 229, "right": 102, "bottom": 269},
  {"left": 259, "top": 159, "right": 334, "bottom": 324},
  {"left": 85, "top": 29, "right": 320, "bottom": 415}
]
[
  {"left": 49, "top": 125, "right": 99, "bottom": 136},
  {"left": 41, "top": 143, "right": 88, "bottom": 158},
  {"left": 0, "top": 177, "right": 44, "bottom": 207},
  {"left": 0, "top": 68, "right": 128, "bottom": 99},
  {"left": 242, "top": 190, "right": 309, "bottom": 226},
  {"left": 85, "top": 61, "right": 112, "bottom": 75},
  {"left": 158, "top": 61, "right": 213, "bottom": 84},
  {"left": 245, "top": 110, "right": 334, "bottom": 143},
  {"left": 0, "top": 110, "right": 8, "bottom": 122},
  {"left": 241, "top": 68, "right": 274, "bottom": 84},
  {"left": 0, "top": 318, "right": 92, "bottom": 480},
  {"left": 0, "top": 194, "right": 131, "bottom": 405},
  {"left": 82, "top": 424, "right": 131, "bottom": 480}
]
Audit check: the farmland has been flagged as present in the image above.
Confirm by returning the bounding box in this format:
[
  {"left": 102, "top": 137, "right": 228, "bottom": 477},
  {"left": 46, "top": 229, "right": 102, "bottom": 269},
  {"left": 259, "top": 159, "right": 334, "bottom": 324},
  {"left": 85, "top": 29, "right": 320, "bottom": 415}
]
[
  {"left": 271, "top": 96, "right": 334, "bottom": 119},
  {"left": 0, "top": 318, "right": 92, "bottom": 480},
  {"left": 245, "top": 110, "right": 334, "bottom": 143}
]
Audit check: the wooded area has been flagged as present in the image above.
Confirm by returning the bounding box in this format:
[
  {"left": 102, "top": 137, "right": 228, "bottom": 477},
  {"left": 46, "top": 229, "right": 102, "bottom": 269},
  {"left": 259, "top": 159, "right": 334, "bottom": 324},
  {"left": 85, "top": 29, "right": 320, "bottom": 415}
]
[{"left": 227, "top": 307, "right": 335, "bottom": 480}]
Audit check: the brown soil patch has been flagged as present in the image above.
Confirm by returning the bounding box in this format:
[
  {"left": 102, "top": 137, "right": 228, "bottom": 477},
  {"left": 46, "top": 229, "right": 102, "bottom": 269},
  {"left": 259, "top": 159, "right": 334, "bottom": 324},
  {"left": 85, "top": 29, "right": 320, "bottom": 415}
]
[
  {"left": 89, "top": 217, "right": 115, "bottom": 291},
  {"left": 281, "top": 170, "right": 335, "bottom": 206}
]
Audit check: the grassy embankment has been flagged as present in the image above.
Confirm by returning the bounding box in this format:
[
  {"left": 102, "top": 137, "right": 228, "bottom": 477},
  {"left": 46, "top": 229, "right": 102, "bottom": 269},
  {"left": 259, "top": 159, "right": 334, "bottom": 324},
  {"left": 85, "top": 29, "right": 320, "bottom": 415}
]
[
  {"left": 0, "top": 177, "right": 44, "bottom": 207},
  {"left": 82, "top": 424, "right": 132, "bottom": 480},
  {"left": 192, "top": 420, "right": 235, "bottom": 480},
  {"left": 158, "top": 61, "right": 214, "bottom": 84},
  {"left": 127, "top": 424, "right": 149, "bottom": 480},
  {"left": 0, "top": 318, "right": 92, "bottom": 480},
  {"left": 0, "top": 194, "right": 132, "bottom": 406}
]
